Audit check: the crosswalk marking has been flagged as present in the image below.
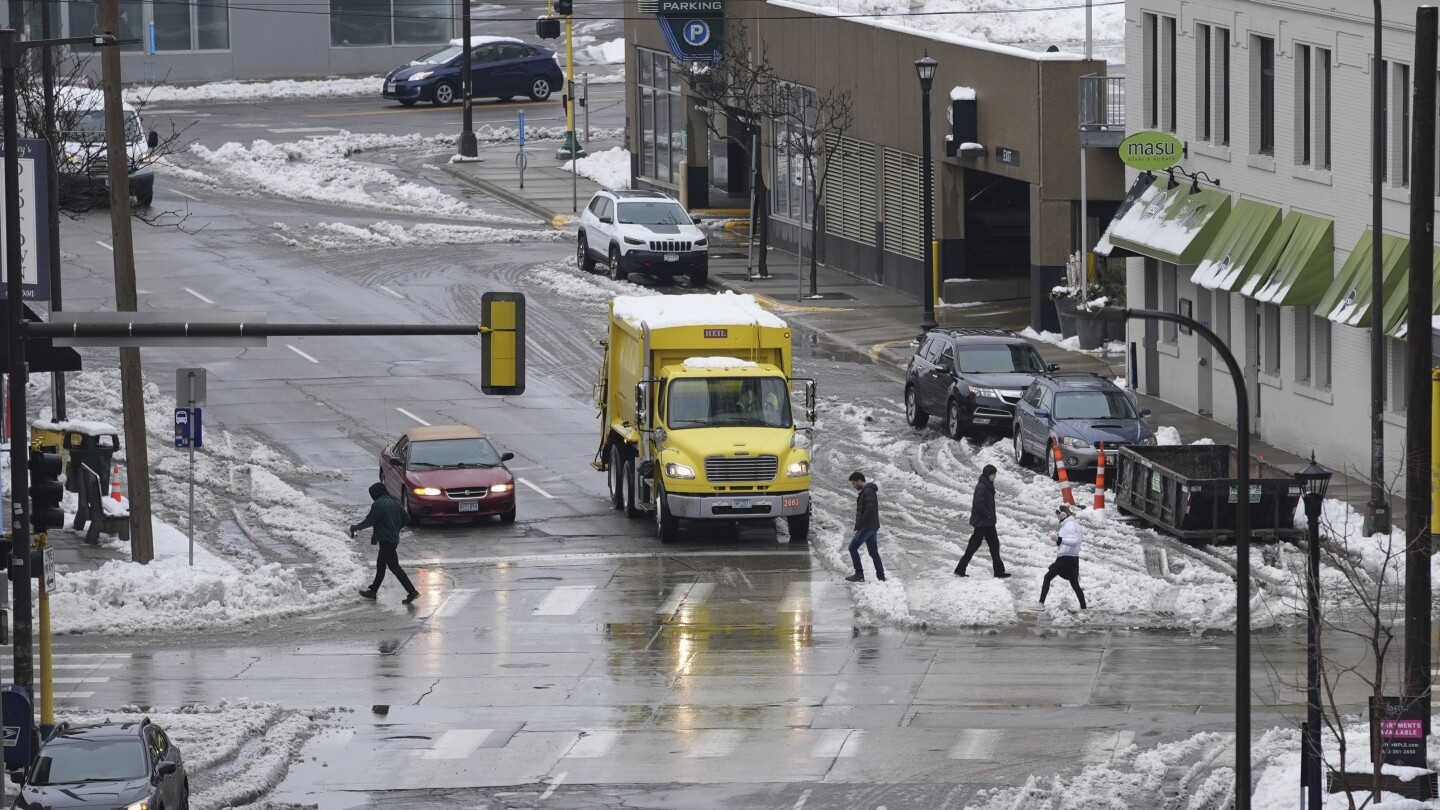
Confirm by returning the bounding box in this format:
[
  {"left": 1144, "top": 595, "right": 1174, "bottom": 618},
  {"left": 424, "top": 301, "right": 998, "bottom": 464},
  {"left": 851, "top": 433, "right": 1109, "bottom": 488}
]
[
  {"left": 656, "top": 582, "right": 714, "bottom": 616},
  {"left": 948, "top": 729, "right": 1001, "bottom": 760},
  {"left": 50, "top": 653, "right": 132, "bottom": 658},
  {"left": 50, "top": 677, "right": 110, "bottom": 684},
  {"left": 809, "top": 729, "right": 863, "bottom": 758},
  {"left": 51, "top": 663, "right": 122, "bottom": 670},
  {"left": 687, "top": 729, "right": 743, "bottom": 758},
  {"left": 779, "top": 581, "right": 827, "bottom": 613},
  {"left": 435, "top": 589, "right": 478, "bottom": 618},
  {"left": 38, "top": 691, "right": 93, "bottom": 700},
  {"left": 1082, "top": 730, "right": 1135, "bottom": 764},
  {"left": 534, "top": 586, "right": 594, "bottom": 616},
  {"left": 420, "top": 729, "right": 492, "bottom": 760},
  {"left": 563, "top": 729, "right": 619, "bottom": 758}
]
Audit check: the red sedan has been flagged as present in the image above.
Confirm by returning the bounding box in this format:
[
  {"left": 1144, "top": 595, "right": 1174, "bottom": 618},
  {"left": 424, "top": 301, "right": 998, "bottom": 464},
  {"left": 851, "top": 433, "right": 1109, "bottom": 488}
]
[{"left": 380, "top": 425, "right": 517, "bottom": 523}]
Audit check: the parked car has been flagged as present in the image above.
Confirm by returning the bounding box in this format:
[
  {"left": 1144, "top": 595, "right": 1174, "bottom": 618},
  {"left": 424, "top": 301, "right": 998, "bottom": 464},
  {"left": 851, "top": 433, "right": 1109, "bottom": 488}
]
[
  {"left": 576, "top": 189, "right": 709, "bottom": 286},
  {"left": 1012, "top": 372, "right": 1156, "bottom": 478},
  {"left": 16, "top": 718, "right": 187, "bottom": 810},
  {"left": 380, "top": 425, "right": 517, "bottom": 523},
  {"left": 905, "top": 328, "right": 1053, "bottom": 438},
  {"left": 54, "top": 88, "right": 159, "bottom": 208},
  {"left": 383, "top": 36, "right": 563, "bottom": 106}
]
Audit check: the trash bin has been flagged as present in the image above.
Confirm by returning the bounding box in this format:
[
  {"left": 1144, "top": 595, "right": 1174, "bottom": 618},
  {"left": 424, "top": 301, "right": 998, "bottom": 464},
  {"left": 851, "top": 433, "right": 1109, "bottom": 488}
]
[{"left": 62, "top": 429, "right": 120, "bottom": 495}]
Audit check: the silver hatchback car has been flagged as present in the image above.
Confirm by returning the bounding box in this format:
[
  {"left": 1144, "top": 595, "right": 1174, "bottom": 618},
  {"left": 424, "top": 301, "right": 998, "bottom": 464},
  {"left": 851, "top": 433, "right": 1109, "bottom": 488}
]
[{"left": 1012, "top": 372, "right": 1155, "bottom": 478}]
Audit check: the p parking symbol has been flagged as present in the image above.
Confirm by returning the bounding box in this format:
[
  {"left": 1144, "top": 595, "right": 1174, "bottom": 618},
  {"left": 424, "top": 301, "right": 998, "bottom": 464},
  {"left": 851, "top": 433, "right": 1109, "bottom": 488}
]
[{"left": 683, "top": 20, "right": 711, "bottom": 47}]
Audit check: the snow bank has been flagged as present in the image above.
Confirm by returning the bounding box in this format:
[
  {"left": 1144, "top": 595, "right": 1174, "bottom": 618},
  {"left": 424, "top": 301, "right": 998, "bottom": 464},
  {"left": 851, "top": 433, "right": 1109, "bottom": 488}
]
[
  {"left": 563, "top": 146, "right": 632, "bottom": 190},
  {"left": 532, "top": 259, "right": 661, "bottom": 303},
  {"left": 129, "top": 77, "right": 380, "bottom": 105},
  {"left": 271, "top": 220, "right": 562, "bottom": 251},
  {"left": 682, "top": 357, "right": 760, "bottom": 369},
  {"left": 1154, "top": 425, "right": 1182, "bottom": 445},
  {"left": 615, "top": 292, "right": 787, "bottom": 329},
  {"left": 577, "top": 38, "right": 626, "bottom": 65}
]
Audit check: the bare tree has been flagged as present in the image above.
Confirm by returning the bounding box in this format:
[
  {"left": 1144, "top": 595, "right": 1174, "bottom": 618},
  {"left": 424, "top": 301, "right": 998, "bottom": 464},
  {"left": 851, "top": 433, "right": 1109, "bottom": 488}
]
[
  {"left": 680, "top": 22, "right": 773, "bottom": 278},
  {"left": 772, "top": 81, "right": 854, "bottom": 297}
]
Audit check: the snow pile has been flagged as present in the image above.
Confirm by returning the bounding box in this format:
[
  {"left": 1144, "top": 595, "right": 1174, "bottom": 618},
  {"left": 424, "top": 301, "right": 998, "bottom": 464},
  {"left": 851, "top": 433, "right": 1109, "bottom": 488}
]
[
  {"left": 531, "top": 259, "right": 661, "bottom": 302},
  {"left": 950, "top": 85, "right": 976, "bottom": 101},
  {"left": 1153, "top": 425, "right": 1182, "bottom": 445},
  {"left": 1019, "top": 326, "right": 1081, "bottom": 352},
  {"left": 34, "top": 417, "right": 117, "bottom": 437},
  {"left": 615, "top": 291, "right": 788, "bottom": 329},
  {"left": 563, "top": 146, "right": 632, "bottom": 190},
  {"left": 129, "top": 76, "right": 381, "bottom": 105},
  {"left": 682, "top": 357, "right": 760, "bottom": 369},
  {"left": 271, "top": 220, "right": 563, "bottom": 251},
  {"left": 576, "top": 37, "right": 626, "bottom": 65}
]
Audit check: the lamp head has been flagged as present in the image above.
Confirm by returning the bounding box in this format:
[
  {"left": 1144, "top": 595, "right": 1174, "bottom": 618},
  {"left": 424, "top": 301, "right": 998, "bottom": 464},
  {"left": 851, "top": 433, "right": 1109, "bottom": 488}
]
[
  {"left": 915, "top": 54, "right": 938, "bottom": 90},
  {"left": 1294, "top": 452, "right": 1332, "bottom": 499},
  {"left": 1166, "top": 168, "right": 1179, "bottom": 190}
]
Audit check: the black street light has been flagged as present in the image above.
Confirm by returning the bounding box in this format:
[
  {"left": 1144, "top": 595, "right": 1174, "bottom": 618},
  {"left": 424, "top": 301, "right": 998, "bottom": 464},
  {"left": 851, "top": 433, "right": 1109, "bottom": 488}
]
[
  {"left": 459, "top": 3, "right": 477, "bottom": 158},
  {"left": 1092, "top": 305, "right": 1254, "bottom": 809},
  {"left": 1295, "top": 453, "right": 1332, "bottom": 810},
  {"left": 915, "top": 53, "right": 938, "bottom": 340}
]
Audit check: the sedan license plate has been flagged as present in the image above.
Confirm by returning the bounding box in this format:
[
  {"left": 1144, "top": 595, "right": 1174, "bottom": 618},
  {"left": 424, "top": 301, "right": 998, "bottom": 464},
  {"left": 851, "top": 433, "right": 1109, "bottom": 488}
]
[
  {"left": 782, "top": 496, "right": 801, "bottom": 508},
  {"left": 458, "top": 500, "right": 479, "bottom": 513},
  {"left": 732, "top": 497, "right": 752, "bottom": 509},
  {"left": 664, "top": 252, "right": 679, "bottom": 262},
  {"left": 386, "top": 83, "right": 396, "bottom": 92}
]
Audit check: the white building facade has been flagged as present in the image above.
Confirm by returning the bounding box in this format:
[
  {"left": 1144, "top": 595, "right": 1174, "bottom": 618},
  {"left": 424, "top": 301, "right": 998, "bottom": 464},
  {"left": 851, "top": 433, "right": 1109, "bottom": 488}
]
[{"left": 1106, "top": 0, "right": 1438, "bottom": 493}]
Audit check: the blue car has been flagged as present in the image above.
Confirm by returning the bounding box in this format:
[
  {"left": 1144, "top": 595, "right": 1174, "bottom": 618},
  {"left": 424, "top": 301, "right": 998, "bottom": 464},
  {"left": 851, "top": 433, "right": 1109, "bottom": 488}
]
[
  {"left": 383, "top": 36, "right": 563, "bottom": 106},
  {"left": 1012, "top": 372, "right": 1156, "bottom": 479}
]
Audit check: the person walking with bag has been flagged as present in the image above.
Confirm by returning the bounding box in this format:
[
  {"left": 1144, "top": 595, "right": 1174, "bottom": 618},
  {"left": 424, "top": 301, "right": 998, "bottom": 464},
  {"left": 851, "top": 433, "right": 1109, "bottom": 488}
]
[
  {"left": 844, "top": 471, "right": 886, "bottom": 582},
  {"left": 954, "top": 464, "right": 1010, "bottom": 578},
  {"left": 351, "top": 482, "right": 421, "bottom": 604},
  {"left": 1029, "top": 504, "right": 1086, "bottom": 611}
]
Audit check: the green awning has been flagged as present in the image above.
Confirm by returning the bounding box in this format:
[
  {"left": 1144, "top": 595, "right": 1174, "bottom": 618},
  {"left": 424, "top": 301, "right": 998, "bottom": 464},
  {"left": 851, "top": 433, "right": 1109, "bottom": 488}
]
[
  {"left": 1093, "top": 174, "right": 1152, "bottom": 258},
  {"left": 1106, "top": 179, "right": 1233, "bottom": 265},
  {"left": 1384, "top": 250, "right": 1440, "bottom": 338},
  {"left": 1316, "top": 230, "right": 1409, "bottom": 328},
  {"left": 1190, "top": 199, "right": 1283, "bottom": 291},
  {"left": 1246, "top": 213, "right": 1335, "bottom": 306}
]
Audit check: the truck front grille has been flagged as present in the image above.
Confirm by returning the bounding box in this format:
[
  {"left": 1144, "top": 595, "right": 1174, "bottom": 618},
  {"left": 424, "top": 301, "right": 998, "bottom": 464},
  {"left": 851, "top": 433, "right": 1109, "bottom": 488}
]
[
  {"left": 649, "top": 239, "right": 692, "bottom": 252},
  {"left": 705, "top": 455, "right": 778, "bottom": 482},
  {"left": 446, "top": 486, "right": 488, "bottom": 498}
]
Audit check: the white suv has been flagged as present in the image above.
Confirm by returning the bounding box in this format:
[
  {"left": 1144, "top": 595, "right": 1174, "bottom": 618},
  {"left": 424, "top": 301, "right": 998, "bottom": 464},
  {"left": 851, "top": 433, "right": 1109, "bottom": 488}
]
[{"left": 576, "top": 189, "right": 709, "bottom": 286}]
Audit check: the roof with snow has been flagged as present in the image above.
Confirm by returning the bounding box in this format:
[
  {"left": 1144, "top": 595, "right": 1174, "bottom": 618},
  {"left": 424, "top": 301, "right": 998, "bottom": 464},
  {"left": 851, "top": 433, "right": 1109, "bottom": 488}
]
[
  {"left": 613, "top": 292, "right": 788, "bottom": 329},
  {"left": 450, "top": 36, "right": 523, "bottom": 47},
  {"left": 33, "top": 418, "right": 120, "bottom": 437}
]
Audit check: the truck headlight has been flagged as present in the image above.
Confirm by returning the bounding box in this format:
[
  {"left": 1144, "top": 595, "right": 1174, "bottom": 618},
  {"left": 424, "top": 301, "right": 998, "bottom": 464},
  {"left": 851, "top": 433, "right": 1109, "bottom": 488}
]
[
  {"left": 412, "top": 486, "right": 442, "bottom": 496},
  {"left": 664, "top": 462, "right": 695, "bottom": 479},
  {"left": 1060, "top": 437, "right": 1090, "bottom": 449},
  {"left": 786, "top": 460, "right": 810, "bottom": 477},
  {"left": 623, "top": 236, "right": 646, "bottom": 246}
]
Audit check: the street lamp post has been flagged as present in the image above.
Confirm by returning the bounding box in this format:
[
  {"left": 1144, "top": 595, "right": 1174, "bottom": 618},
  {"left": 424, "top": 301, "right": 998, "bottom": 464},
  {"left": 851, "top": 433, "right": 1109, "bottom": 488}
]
[
  {"left": 1295, "top": 454, "right": 1332, "bottom": 810},
  {"left": 459, "top": 0, "right": 477, "bottom": 157},
  {"left": 914, "top": 54, "right": 938, "bottom": 340},
  {"left": 1094, "top": 306, "right": 1253, "bottom": 809}
]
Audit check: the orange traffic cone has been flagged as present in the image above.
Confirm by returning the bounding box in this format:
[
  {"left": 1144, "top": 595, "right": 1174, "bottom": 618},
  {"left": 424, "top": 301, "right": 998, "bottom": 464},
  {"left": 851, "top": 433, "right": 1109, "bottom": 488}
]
[
  {"left": 1094, "top": 442, "right": 1106, "bottom": 510},
  {"left": 110, "top": 464, "right": 123, "bottom": 502},
  {"left": 1052, "top": 440, "right": 1076, "bottom": 506}
]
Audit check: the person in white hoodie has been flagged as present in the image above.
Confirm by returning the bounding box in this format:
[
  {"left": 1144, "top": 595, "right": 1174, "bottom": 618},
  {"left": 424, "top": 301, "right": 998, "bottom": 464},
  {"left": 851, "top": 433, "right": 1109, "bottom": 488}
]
[{"left": 1029, "top": 504, "right": 1086, "bottom": 611}]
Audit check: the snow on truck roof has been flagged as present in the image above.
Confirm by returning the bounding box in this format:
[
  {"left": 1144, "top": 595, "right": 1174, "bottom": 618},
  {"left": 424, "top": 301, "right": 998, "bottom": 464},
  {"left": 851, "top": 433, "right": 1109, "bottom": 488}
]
[{"left": 613, "top": 292, "right": 787, "bottom": 329}]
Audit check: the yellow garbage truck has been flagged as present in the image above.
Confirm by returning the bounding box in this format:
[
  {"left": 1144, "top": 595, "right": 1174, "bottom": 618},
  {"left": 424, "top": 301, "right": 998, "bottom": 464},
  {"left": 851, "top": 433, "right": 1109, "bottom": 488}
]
[{"left": 594, "top": 293, "right": 815, "bottom": 543}]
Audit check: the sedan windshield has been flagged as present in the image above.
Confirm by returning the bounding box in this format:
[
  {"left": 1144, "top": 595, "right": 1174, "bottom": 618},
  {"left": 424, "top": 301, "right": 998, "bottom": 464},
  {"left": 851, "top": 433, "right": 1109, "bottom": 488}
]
[
  {"left": 617, "top": 201, "right": 692, "bottom": 226},
  {"left": 29, "top": 740, "right": 146, "bottom": 786},
  {"left": 956, "top": 344, "right": 1046, "bottom": 374},
  {"left": 667, "top": 377, "right": 791, "bottom": 429},
  {"left": 408, "top": 438, "right": 502, "bottom": 469},
  {"left": 413, "top": 44, "right": 462, "bottom": 64},
  {"left": 1053, "top": 391, "right": 1138, "bottom": 420}
]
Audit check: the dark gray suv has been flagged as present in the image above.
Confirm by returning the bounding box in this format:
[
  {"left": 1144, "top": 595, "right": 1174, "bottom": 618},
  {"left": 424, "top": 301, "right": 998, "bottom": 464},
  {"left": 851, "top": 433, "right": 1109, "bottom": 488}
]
[
  {"left": 16, "top": 718, "right": 187, "bottom": 810},
  {"left": 905, "top": 329, "right": 1053, "bottom": 438},
  {"left": 1012, "top": 372, "right": 1155, "bottom": 478}
]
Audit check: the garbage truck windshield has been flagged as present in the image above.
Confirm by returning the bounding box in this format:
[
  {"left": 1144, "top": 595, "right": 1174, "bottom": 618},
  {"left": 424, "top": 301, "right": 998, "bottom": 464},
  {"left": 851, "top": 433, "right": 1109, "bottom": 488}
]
[
  {"left": 667, "top": 377, "right": 791, "bottom": 429},
  {"left": 64, "top": 110, "right": 141, "bottom": 141}
]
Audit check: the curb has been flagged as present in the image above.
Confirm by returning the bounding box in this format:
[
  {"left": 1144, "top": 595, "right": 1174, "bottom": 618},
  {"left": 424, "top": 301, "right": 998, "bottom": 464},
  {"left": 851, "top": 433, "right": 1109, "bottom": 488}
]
[{"left": 438, "top": 162, "right": 563, "bottom": 225}]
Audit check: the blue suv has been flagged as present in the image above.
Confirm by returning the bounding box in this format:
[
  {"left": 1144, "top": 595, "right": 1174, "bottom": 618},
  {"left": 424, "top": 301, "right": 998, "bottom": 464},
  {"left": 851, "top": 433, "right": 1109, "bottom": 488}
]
[
  {"left": 384, "top": 37, "right": 563, "bottom": 106},
  {"left": 1012, "top": 372, "right": 1155, "bottom": 478}
]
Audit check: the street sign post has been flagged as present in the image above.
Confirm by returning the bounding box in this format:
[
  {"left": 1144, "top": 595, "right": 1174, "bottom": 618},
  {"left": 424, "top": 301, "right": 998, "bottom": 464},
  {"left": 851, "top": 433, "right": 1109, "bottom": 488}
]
[
  {"left": 39, "top": 547, "right": 53, "bottom": 595},
  {"left": 176, "top": 369, "right": 205, "bottom": 566}
]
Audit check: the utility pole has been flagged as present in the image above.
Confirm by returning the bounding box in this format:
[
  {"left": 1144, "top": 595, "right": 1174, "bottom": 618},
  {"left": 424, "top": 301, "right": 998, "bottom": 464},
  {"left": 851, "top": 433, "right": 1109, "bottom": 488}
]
[
  {"left": 1403, "top": 4, "right": 1435, "bottom": 720},
  {"left": 1366, "top": 0, "right": 1389, "bottom": 537},
  {"left": 41, "top": 0, "right": 63, "bottom": 422},
  {"left": 458, "top": 0, "right": 476, "bottom": 158},
  {"left": 99, "top": 0, "right": 155, "bottom": 563}
]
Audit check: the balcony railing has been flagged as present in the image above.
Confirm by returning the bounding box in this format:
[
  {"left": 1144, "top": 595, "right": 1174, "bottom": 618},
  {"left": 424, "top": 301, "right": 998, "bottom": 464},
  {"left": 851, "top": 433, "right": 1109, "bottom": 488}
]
[{"left": 1079, "top": 74, "right": 1125, "bottom": 131}]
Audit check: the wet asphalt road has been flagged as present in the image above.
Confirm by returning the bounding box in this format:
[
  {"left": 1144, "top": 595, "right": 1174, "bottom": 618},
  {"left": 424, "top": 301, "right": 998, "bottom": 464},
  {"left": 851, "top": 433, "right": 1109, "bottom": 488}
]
[{"left": 31, "top": 94, "right": 1370, "bottom": 809}]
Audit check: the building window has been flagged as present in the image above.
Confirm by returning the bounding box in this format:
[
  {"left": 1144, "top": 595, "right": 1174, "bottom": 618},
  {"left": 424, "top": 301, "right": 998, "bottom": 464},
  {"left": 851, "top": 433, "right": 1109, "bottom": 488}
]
[
  {"left": 1295, "top": 46, "right": 1332, "bottom": 169},
  {"left": 1297, "top": 45, "right": 1311, "bottom": 165},
  {"left": 1262, "top": 303, "right": 1281, "bottom": 374},
  {"left": 1160, "top": 268, "right": 1178, "bottom": 344},
  {"left": 23, "top": 2, "right": 62, "bottom": 40},
  {"left": 330, "top": 0, "right": 450, "bottom": 47},
  {"left": 1389, "top": 339, "right": 1407, "bottom": 411},
  {"left": 155, "top": 0, "right": 230, "bottom": 51},
  {"left": 1395, "top": 63, "right": 1411, "bottom": 186},
  {"left": 1255, "top": 35, "right": 1275, "bottom": 156},
  {"left": 68, "top": 1, "right": 144, "bottom": 52},
  {"left": 1214, "top": 290, "right": 1231, "bottom": 349},
  {"left": 1164, "top": 16, "right": 1177, "bottom": 132},
  {"left": 772, "top": 81, "right": 816, "bottom": 226},
  {"left": 637, "top": 49, "right": 684, "bottom": 186},
  {"left": 1198, "top": 25, "right": 1211, "bottom": 141},
  {"left": 1319, "top": 50, "right": 1332, "bottom": 168},
  {"left": 1314, "top": 312, "right": 1331, "bottom": 388},
  {"left": 1219, "top": 29, "right": 1231, "bottom": 145},
  {"left": 1379, "top": 59, "right": 1389, "bottom": 181},
  {"left": 1295, "top": 306, "right": 1312, "bottom": 382},
  {"left": 1143, "top": 14, "right": 1175, "bottom": 130}
]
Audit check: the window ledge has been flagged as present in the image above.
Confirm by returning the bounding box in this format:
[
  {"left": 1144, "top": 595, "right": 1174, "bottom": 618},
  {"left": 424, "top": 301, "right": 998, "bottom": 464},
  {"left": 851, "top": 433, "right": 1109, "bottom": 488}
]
[
  {"left": 1290, "top": 167, "right": 1333, "bottom": 186},
  {"left": 1191, "top": 142, "right": 1232, "bottom": 162},
  {"left": 1157, "top": 341, "right": 1180, "bottom": 358},
  {"left": 1259, "top": 371, "right": 1283, "bottom": 390},
  {"left": 1246, "top": 154, "right": 1277, "bottom": 173},
  {"left": 1294, "top": 383, "right": 1333, "bottom": 404},
  {"left": 1383, "top": 186, "right": 1411, "bottom": 205},
  {"left": 1384, "top": 409, "right": 1407, "bottom": 428}
]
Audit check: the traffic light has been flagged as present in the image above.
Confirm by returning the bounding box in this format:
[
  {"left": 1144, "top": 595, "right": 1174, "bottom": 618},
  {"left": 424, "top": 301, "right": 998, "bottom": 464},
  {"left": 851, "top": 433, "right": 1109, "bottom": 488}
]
[
  {"left": 481, "top": 291, "right": 526, "bottom": 396},
  {"left": 28, "top": 450, "right": 64, "bottom": 533},
  {"left": 536, "top": 17, "right": 561, "bottom": 38},
  {"left": 554, "top": 0, "right": 573, "bottom": 15}
]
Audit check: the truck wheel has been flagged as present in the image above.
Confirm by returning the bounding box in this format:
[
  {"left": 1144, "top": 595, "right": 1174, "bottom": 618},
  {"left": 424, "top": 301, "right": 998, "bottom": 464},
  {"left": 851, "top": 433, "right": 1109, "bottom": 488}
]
[
  {"left": 608, "top": 246, "right": 628, "bottom": 282},
  {"left": 608, "top": 445, "right": 627, "bottom": 510},
  {"left": 946, "top": 399, "right": 965, "bottom": 439},
  {"left": 786, "top": 507, "right": 810, "bottom": 544},
  {"left": 904, "top": 386, "right": 928, "bottom": 429},
  {"left": 1013, "top": 431, "right": 1033, "bottom": 466},
  {"left": 622, "top": 456, "right": 642, "bottom": 518},
  {"left": 656, "top": 482, "right": 679, "bottom": 543}
]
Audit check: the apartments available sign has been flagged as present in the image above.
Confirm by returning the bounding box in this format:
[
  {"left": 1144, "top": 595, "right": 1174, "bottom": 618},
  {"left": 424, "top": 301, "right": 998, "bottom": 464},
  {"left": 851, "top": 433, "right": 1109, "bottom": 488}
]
[
  {"left": 645, "top": 0, "right": 723, "bottom": 63},
  {"left": 1370, "top": 696, "right": 1428, "bottom": 769}
]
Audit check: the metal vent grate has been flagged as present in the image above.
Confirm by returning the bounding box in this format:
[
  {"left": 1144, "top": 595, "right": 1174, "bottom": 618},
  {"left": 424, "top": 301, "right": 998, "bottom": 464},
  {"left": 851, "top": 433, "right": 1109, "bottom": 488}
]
[
  {"left": 824, "top": 134, "right": 876, "bottom": 246},
  {"left": 705, "top": 455, "right": 779, "bottom": 482},
  {"left": 881, "top": 148, "right": 934, "bottom": 261}
]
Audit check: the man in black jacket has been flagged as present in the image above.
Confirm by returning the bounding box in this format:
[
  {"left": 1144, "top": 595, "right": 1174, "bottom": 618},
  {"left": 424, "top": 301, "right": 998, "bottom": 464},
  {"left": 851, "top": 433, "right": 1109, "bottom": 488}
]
[
  {"left": 351, "top": 482, "right": 420, "bottom": 604},
  {"left": 954, "top": 464, "right": 1010, "bottom": 578},
  {"left": 845, "top": 471, "right": 886, "bottom": 582}
]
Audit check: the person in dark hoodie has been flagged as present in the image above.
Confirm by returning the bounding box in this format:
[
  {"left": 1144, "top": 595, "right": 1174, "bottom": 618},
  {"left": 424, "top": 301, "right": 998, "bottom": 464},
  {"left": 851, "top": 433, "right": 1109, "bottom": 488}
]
[
  {"left": 845, "top": 471, "right": 886, "bottom": 582},
  {"left": 954, "top": 464, "right": 1010, "bottom": 578},
  {"left": 351, "top": 482, "right": 420, "bottom": 604}
]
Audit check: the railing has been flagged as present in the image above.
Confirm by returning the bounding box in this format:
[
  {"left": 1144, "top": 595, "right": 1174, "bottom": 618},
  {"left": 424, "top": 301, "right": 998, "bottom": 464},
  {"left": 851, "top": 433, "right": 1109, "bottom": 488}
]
[{"left": 1079, "top": 74, "right": 1126, "bottom": 131}]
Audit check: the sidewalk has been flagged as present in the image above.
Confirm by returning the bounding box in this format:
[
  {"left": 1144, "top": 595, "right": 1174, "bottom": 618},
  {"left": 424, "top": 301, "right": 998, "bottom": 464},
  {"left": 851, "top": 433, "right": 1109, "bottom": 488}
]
[{"left": 440, "top": 141, "right": 1389, "bottom": 519}]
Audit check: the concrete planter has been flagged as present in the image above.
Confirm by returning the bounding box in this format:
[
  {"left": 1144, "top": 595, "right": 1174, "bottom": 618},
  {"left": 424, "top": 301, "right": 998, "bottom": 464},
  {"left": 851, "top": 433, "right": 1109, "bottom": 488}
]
[{"left": 1052, "top": 298, "right": 1080, "bottom": 339}]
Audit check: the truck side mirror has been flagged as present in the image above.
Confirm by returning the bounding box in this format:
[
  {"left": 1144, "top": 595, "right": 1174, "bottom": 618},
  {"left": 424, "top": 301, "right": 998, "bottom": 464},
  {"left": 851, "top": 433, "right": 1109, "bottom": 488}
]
[
  {"left": 634, "top": 381, "right": 649, "bottom": 427},
  {"left": 1033, "top": 408, "right": 1050, "bottom": 419},
  {"left": 147, "top": 130, "right": 159, "bottom": 150}
]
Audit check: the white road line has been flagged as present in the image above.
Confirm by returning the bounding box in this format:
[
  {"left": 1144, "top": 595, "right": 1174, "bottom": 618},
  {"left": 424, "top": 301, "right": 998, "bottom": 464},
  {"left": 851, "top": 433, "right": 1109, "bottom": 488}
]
[
  {"left": 286, "top": 344, "right": 319, "bottom": 363},
  {"left": 268, "top": 126, "right": 340, "bottom": 133},
  {"left": 172, "top": 189, "right": 199, "bottom": 202},
  {"left": 50, "top": 663, "right": 123, "bottom": 670},
  {"left": 534, "top": 585, "right": 594, "bottom": 616},
  {"left": 51, "top": 653, "right": 132, "bottom": 658},
  {"left": 657, "top": 584, "right": 692, "bottom": 616},
  {"left": 1082, "top": 730, "right": 1134, "bottom": 764},
  {"left": 948, "top": 729, "right": 1001, "bottom": 760},
  {"left": 420, "top": 729, "right": 492, "bottom": 760},
  {"left": 51, "top": 677, "right": 110, "bottom": 684},
  {"left": 687, "top": 729, "right": 743, "bottom": 758},
  {"left": 403, "top": 549, "right": 810, "bottom": 566},
  {"left": 41, "top": 691, "right": 93, "bottom": 700},
  {"left": 435, "top": 588, "right": 478, "bottom": 618},
  {"left": 564, "top": 729, "right": 618, "bottom": 758},
  {"left": 96, "top": 241, "right": 112, "bottom": 251},
  {"left": 378, "top": 284, "right": 405, "bottom": 299},
  {"left": 539, "top": 771, "right": 566, "bottom": 801},
  {"left": 791, "top": 788, "right": 812, "bottom": 810},
  {"left": 656, "top": 582, "right": 714, "bottom": 616},
  {"left": 396, "top": 408, "right": 430, "bottom": 426},
  {"left": 519, "top": 478, "right": 553, "bottom": 498},
  {"left": 184, "top": 287, "right": 213, "bottom": 304},
  {"left": 779, "top": 581, "right": 817, "bottom": 613}
]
